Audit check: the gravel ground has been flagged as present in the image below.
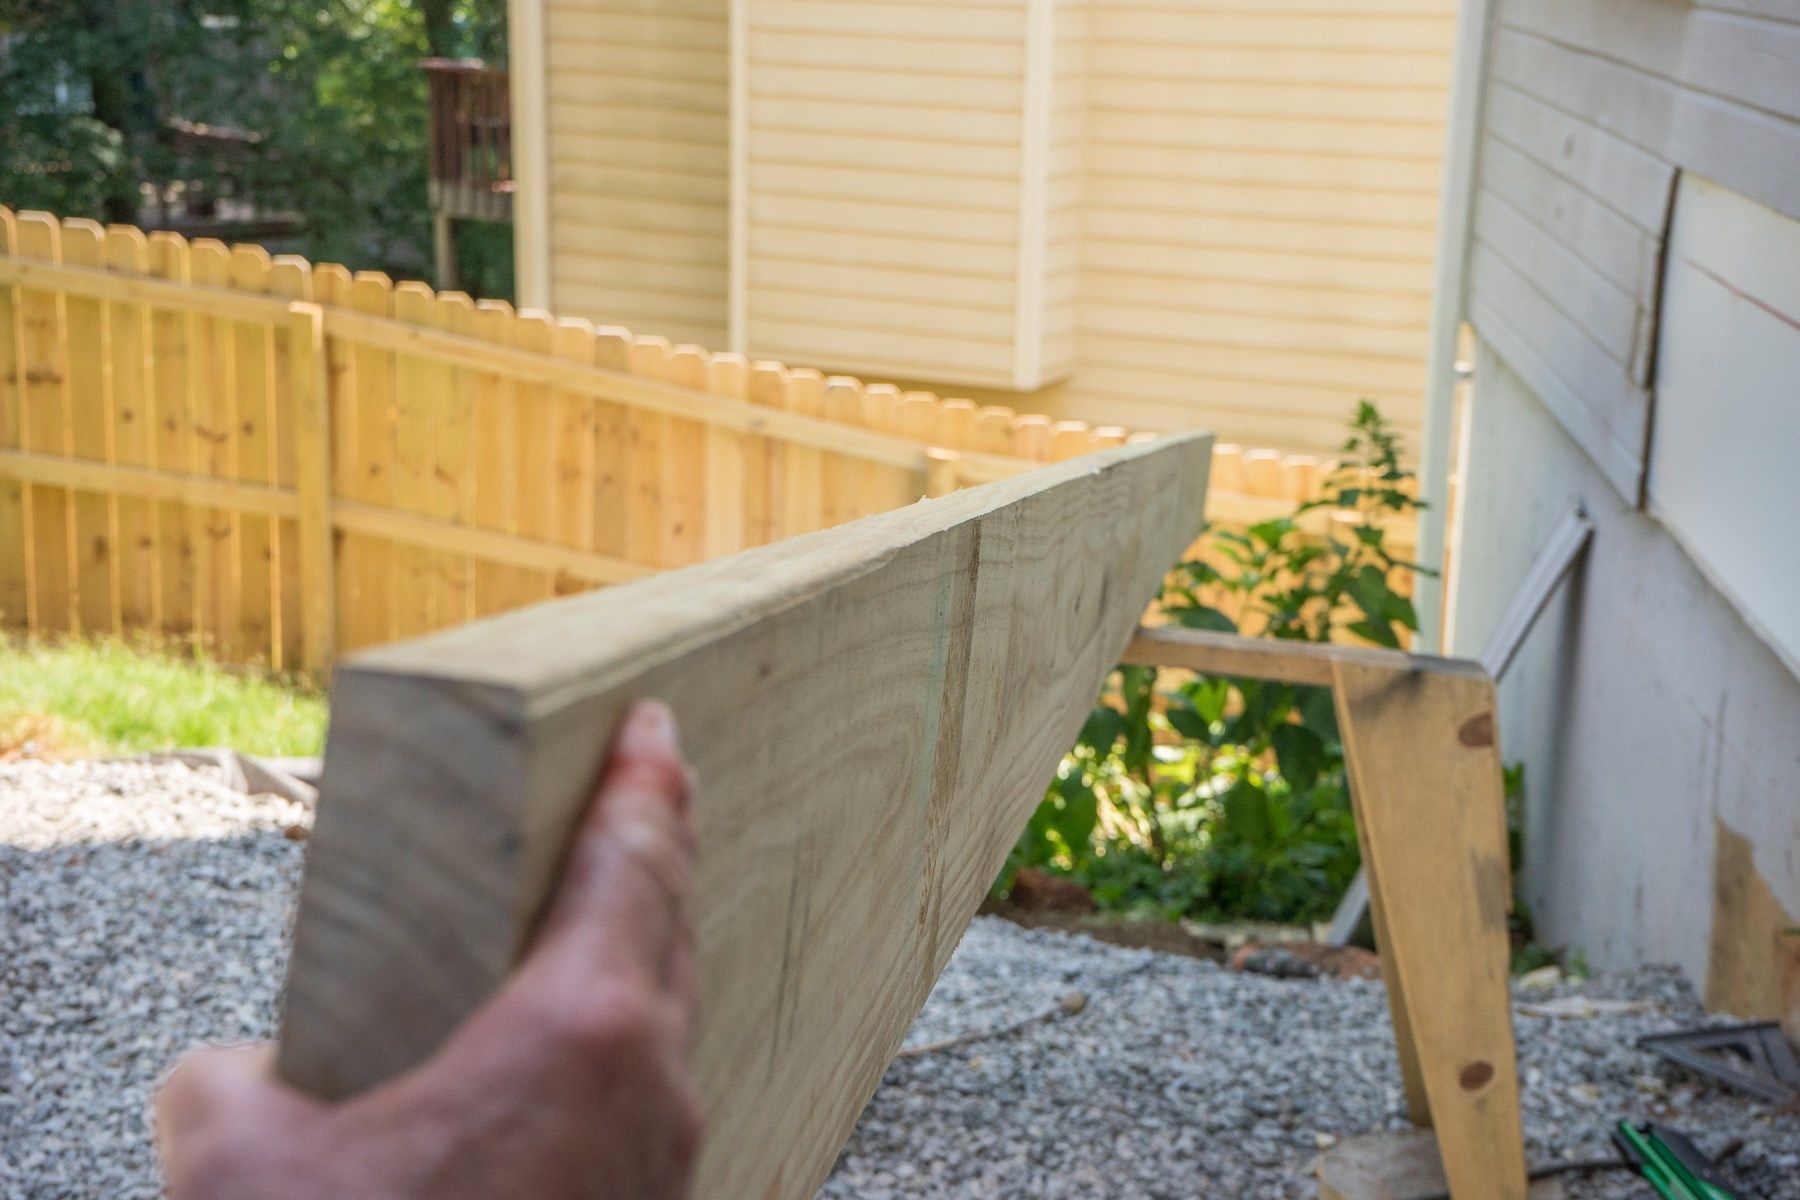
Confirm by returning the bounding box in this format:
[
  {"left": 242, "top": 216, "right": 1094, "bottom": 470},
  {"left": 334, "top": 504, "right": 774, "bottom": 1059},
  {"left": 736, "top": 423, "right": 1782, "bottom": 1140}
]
[{"left": 4, "top": 758, "right": 1797, "bottom": 1199}]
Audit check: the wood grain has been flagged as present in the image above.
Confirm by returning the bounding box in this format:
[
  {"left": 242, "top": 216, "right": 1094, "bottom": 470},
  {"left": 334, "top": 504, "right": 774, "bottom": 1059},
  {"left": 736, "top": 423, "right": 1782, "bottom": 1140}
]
[
  {"left": 1332, "top": 656, "right": 1527, "bottom": 1200},
  {"left": 278, "top": 432, "right": 1211, "bottom": 1200}
]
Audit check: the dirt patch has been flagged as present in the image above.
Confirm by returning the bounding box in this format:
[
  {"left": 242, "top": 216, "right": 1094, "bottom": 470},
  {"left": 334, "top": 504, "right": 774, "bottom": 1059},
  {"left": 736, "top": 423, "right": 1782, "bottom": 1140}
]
[
  {"left": 980, "top": 900, "right": 1227, "bottom": 963},
  {"left": 0, "top": 712, "right": 93, "bottom": 761}
]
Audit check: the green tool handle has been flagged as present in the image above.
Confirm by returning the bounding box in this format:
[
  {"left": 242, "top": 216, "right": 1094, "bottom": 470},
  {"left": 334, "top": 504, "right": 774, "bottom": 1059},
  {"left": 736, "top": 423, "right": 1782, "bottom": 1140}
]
[
  {"left": 1616, "top": 1122, "right": 1694, "bottom": 1200},
  {"left": 1615, "top": 1122, "right": 1740, "bottom": 1200}
]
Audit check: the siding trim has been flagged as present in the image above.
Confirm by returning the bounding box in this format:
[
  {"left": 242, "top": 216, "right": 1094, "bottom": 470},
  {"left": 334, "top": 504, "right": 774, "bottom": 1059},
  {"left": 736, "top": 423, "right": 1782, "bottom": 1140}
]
[
  {"left": 1012, "top": 0, "right": 1056, "bottom": 390},
  {"left": 509, "top": 0, "right": 552, "bottom": 308},
  {"left": 729, "top": 0, "right": 750, "bottom": 351}
]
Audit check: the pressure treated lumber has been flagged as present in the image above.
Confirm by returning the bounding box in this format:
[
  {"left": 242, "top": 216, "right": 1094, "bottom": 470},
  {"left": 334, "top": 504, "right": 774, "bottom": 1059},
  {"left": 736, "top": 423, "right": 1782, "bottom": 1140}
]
[{"left": 277, "top": 432, "right": 1212, "bottom": 1200}]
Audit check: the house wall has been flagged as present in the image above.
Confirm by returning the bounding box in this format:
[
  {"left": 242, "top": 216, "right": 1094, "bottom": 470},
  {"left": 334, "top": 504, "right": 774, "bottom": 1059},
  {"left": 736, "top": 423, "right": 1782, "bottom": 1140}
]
[
  {"left": 522, "top": 0, "right": 1459, "bottom": 454},
  {"left": 736, "top": 0, "right": 1034, "bottom": 387},
  {"left": 1052, "top": 0, "right": 1454, "bottom": 451},
  {"left": 1453, "top": 348, "right": 1800, "bottom": 1012},
  {"left": 1466, "top": 0, "right": 1800, "bottom": 500},
  {"left": 542, "top": 0, "right": 730, "bottom": 347},
  {"left": 1454, "top": 0, "right": 1800, "bottom": 1011}
]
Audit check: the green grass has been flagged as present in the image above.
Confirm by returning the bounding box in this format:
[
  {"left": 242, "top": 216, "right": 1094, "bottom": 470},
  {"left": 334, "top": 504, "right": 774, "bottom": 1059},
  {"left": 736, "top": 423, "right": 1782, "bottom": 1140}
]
[{"left": 0, "top": 638, "right": 328, "bottom": 758}]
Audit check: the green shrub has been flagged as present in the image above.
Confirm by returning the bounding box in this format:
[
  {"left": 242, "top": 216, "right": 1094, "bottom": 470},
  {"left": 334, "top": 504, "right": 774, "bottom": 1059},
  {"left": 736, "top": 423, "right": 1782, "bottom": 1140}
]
[{"left": 1000, "top": 401, "right": 1432, "bottom": 923}]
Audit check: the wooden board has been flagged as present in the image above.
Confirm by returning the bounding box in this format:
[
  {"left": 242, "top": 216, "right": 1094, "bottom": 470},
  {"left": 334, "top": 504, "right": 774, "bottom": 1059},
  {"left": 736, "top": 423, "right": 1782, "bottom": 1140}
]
[
  {"left": 278, "top": 432, "right": 1211, "bottom": 1199},
  {"left": 1331, "top": 656, "right": 1526, "bottom": 1200},
  {"left": 1318, "top": 1128, "right": 1562, "bottom": 1200}
]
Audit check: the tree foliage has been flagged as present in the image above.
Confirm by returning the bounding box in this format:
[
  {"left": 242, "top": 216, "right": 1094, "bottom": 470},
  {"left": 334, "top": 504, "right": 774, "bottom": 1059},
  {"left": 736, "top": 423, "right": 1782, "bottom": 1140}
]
[{"left": 0, "top": 0, "right": 507, "bottom": 287}]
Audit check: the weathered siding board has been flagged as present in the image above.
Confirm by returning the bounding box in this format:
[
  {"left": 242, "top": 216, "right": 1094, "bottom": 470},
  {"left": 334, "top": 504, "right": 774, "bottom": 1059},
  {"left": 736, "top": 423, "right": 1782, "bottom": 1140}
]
[
  {"left": 1468, "top": 243, "right": 1648, "bottom": 499},
  {"left": 1471, "top": 189, "right": 1645, "bottom": 373},
  {"left": 1500, "top": 0, "right": 1800, "bottom": 122},
  {"left": 1476, "top": 135, "right": 1661, "bottom": 302},
  {"left": 1484, "top": 84, "right": 1676, "bottom": 233},
  {"left": 542, "top": 0, "right": 731, "bottom": 346},
  {"left": 1468, "top": 0, "right": 1800, "bottom": 500}
]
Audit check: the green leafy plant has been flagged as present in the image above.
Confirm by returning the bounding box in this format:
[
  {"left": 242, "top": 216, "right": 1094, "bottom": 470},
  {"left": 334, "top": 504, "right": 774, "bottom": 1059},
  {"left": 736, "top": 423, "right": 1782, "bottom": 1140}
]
[
  {"left": 1, "top": 0, "right": 513, "bottom": 296},
  {"left": 1000, "top": 401, "right": 1434, "bottom": 923}
]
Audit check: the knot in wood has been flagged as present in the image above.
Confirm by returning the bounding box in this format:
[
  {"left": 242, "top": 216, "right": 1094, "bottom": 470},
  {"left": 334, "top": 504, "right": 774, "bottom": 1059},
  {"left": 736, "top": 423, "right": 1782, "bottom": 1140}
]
[
  {"left": 1457, "top": 712, "right": 1495, "bottom": 748},
  {"left": 1458, "top": 1060, "right": 1494, "bottom": 1091}
]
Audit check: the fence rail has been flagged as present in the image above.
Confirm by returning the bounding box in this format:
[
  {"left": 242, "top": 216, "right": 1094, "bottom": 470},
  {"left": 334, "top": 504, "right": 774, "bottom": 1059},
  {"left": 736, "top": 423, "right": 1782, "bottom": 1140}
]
[{"left": 0, "top": 206, "right": 1414, "bottom": 672}]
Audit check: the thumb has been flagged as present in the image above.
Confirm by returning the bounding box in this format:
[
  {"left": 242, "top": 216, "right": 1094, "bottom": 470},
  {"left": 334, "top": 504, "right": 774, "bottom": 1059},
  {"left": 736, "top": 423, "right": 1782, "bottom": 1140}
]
[
  {"left": 156, "top": 1044, "right": 326, "bottom": 1186},
  {"left": 156, "top": 1044, "right": 280, "bottom": 1144}
]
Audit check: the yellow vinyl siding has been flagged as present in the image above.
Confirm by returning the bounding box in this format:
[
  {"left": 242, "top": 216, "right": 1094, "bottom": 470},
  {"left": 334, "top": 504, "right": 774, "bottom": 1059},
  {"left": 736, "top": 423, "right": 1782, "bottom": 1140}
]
[
  {"left": 523, "top": 0, "right": 1458, "bottom": 453},
  {"left": 741, "top": 0, "right": 1033, "bottom": 388},
  {"left": 543, "top": 0, "right": 731, "bottom": 345},
  {"left": 1038, "top": 0, "right": 1451, "bottom": 450}
]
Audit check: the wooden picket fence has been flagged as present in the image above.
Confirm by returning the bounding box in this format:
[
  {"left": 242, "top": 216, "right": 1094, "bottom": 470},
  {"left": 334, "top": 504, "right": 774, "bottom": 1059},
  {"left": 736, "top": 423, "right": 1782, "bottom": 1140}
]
[{"left": 0, "top": 207, "right": 1414, "bottom": 673}]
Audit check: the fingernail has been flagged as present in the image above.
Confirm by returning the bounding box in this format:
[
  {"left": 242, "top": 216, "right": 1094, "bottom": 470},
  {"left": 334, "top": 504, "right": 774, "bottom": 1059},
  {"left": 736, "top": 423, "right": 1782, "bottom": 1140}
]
[{"left": 621, "top": 699, "right": 679, "bottom": 757}]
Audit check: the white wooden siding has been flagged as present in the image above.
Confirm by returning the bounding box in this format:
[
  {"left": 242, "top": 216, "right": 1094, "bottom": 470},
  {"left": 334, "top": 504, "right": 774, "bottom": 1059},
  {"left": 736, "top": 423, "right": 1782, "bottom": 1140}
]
[
  {"left": 543, "top": 0, "right": 731, "bottom": 346},
  {"left": 1648, "top": 174, "right": 1800, "bottom": 679},
  {"left": 1468, "top": 0, "right": 1800, "bottom": 500}
]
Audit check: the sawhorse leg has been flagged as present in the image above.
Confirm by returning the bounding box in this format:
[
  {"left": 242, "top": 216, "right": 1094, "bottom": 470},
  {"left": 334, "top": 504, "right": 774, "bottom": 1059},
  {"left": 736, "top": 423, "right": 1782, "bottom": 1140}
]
[{"left": 1333, "top": 657, "right": 1527, "bottom": 1200}]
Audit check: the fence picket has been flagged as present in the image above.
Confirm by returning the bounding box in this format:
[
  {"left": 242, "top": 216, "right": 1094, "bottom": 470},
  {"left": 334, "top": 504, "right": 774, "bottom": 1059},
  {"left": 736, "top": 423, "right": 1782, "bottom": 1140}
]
[
  {"left": 936, "top": 399, "right": 976, "bottom": 451},
  {"left": 973, "top": 406, "right": 1016, "bottom": 455},
  {"left": 820, "top": 376, "right": 863, "bottom": 526},
  {"left": 0, "top": 209, "right": 25, "bottom": 628},
  {"left": 590, "top": 326, "right": 633, "bottom": 567},
  {"left": 857, "top": 383, "right": 916, "bottom": 516},
  {"left": 625, "top": 335, "right": 669, "bottom": 566},
  {"left": 269, "top": 255, "right": 314, "bottom": 669},
  {"left": 747, "top": 362, "right": 788, "bottom": 547},
  {"left": 471, "top": 300, "right": 521, "bottom": 617},
  {"left": 512, "top": 311, "right": 559, "bottom": 603},
  {"left": 437, "top": 291, "right": 478, "bottom": 624},
  {"left": 704, "top": 353, "right": 749, "bottom": 556},
  {"left": 1048, "top": 420, "right": 1094, "bottom": 463},
  {"left": 665, "top": 345, "right": 709, "bottom": 566},
  {"left": 229, "top": 244, "right": 279, "bottom": 664},
  {"left": 16, "top": 213, "right": 73, "bottom": 636},
  {"left": 780, "top": 369, "right": 826, "bottom": 536},
  {"left": 1012, "top": 414, "right": 1051, "bottom": 461},
  {"left": 1243, "top": 448, "right": 1283, "bottom": 498},
  {"left": 106, "top": 225, "right": 159, "bottom": 636},
  {"left": 341, "top": 272, "right": 397, "bottom": 653},
  {"left": 392, "top": 281, "right": 439, "bottom": 639},
  {"left": 60, "top": 220, "right": 119, "bottom": 638},
  {"left": 189, "top": 239, "right": 241, "bottom": 657},
  {"left": 147, "top": 232, "right": 198, "bottom": 640},
  {"left": 552, "top": 319, "right": 598, "bottom": 594},
  {"left": 702, "top": 352, "right": 748, "bottom": 558}
]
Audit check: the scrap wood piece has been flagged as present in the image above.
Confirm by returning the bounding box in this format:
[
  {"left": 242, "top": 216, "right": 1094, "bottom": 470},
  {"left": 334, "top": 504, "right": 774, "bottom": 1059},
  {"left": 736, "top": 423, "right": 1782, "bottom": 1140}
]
[
  {"left": 277, "top": 431, "right": 1212, "bottom": 1200},
  {"left": 1317, "top": 1129, "right": 1568, "bottom": 1200}
]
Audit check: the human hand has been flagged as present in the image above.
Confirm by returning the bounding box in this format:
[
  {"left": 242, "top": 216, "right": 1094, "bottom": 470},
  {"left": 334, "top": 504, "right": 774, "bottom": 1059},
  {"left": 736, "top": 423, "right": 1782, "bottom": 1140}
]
[{"left": 155, "top": 700, "right": 703, "bottom": 1200}]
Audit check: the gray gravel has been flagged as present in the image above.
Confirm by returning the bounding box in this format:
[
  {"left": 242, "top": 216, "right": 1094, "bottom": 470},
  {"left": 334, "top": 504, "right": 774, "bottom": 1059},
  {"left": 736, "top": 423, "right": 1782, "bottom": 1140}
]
[
  {"left": 829, "top": 922, "right": 1800, "bottom": 1199},
  {"left": 4, "top": 758, "right": 1797, "bottom": 1199},
  {"left": 2, "top": 759, "right": 309, "bottom": 1199}
]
